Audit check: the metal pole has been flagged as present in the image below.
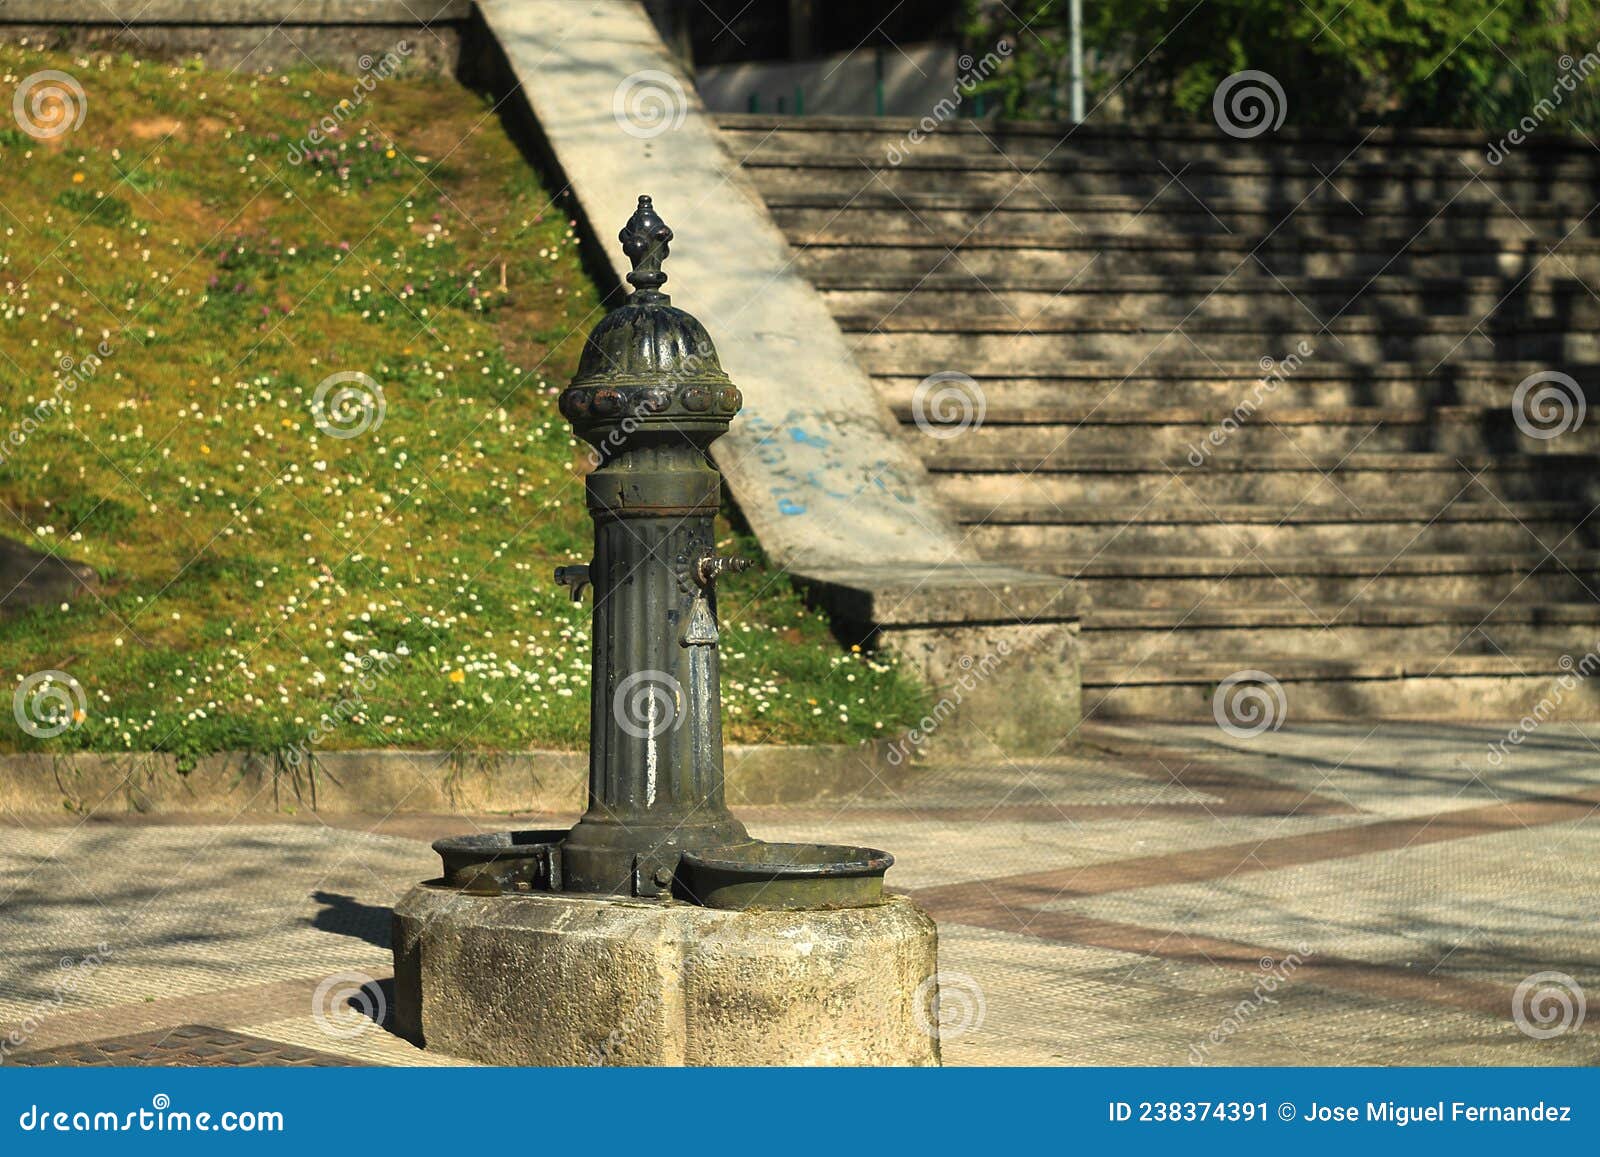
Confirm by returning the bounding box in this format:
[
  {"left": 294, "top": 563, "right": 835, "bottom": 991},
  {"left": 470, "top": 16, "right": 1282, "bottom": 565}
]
[
  {"left": 1069, "top": 0, "right": 1084, "bottom": 124},
  {"left": 556, "top": 197, "right": 753, "bottom": 896}
]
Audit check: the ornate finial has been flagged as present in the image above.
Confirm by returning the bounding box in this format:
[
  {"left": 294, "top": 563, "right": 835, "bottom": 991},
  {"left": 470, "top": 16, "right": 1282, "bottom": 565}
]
[{"left": 620, "top": 194, "right": 672, "bottom": 300}]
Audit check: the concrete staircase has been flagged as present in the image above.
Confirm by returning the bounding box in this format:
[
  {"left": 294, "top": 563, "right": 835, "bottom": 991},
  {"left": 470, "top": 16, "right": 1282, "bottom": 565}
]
[{"left": 719, "top": 113, "right": 1600, "bottom": 720}]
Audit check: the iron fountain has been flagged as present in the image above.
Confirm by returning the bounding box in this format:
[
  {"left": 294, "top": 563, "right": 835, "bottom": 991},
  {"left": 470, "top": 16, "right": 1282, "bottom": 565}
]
[{"left": 392, "top": 196, "right": 941, "bottom": 1066}]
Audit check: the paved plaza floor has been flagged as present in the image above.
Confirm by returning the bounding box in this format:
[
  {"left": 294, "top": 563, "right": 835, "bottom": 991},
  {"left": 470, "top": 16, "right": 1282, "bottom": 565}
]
[{"left": 2, "top": 721, "right": 1596, "bottom": 1066}]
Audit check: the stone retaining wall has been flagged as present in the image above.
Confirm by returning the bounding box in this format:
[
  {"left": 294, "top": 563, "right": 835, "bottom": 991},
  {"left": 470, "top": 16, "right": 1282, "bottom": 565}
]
[
  {"left": 0, "top": 741, "right": 904, "bottom": 816},
  {"left": 0, "top": 0, "right": 472, "bottom": 72}
]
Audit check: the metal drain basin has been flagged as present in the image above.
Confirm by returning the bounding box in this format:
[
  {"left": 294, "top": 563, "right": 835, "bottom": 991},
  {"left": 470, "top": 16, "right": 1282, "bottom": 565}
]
[
  {"left": 432, "top": 830, "right": 566, "bottom": 892},
  {"left": 680, "top": 842, "right": 894, "bottom": 910}
]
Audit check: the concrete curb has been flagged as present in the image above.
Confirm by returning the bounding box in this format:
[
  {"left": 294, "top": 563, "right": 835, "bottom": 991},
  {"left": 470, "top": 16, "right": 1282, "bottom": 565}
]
[{"left": 0, "top": 741, "right": 906, "bottom": 816}]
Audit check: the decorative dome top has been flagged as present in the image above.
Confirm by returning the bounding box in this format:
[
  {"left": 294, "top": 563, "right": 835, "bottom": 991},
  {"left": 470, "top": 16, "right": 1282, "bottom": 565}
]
[
  {"left": 560, "top": 196, "right": 742, "bottom": 441},
  {"left": 568, "top": 195, "right": 732, "bottom": 390}
]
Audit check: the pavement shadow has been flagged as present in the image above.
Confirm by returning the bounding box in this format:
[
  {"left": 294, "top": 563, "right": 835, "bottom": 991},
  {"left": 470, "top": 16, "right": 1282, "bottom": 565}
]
[{"left": 310, "top": 890, "right": 392, "bottom": 950}]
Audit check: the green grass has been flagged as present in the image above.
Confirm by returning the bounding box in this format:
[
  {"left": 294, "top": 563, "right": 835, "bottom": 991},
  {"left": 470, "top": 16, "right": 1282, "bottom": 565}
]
[{"left": 0, "top": 46, "right": 928, "bottom": 762}]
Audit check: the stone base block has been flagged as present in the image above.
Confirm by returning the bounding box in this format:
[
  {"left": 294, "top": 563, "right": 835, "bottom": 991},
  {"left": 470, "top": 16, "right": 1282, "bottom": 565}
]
[
  {"left": 392, "top": 886, "right": 940, "bottom": 1066},
  {"left": 886, "top": 618, "right": 1082, "bottom": 758},
  {"left": 795, "top": 563, "right": 1083, "bottom": 757}
]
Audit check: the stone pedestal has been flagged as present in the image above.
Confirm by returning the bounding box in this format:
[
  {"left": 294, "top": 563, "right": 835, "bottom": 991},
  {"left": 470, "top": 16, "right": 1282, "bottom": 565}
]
[
  {"left": 794, "top": 564, "right": 1083, "bottom": 757},
  {"left": 392, "top": 885, "right": 940, "bottom": 1066}
]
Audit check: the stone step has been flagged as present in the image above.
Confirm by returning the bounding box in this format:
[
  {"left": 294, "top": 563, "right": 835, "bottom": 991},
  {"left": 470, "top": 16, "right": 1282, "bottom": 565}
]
[
  {"left": 716, "top": 114, "right": 1594, "bottom": 170},
  {"left": 766, "top": 200, "right": 1588, "bottom": 242},
  {"left": 797, "top": 241, "right": 1600, "bottom": 283},
  {"left": 1084, "top": 603, "right": 1600, "bottom": 664},
  {"left": 958, "top": 501, "right": 1592, "bottom": 554},
  {"left": 928, "top": 453, "right": 1600, "bottom": 506},
  {"left": 820, "top": 276, "right": 1600, "bottom": 325},
  {"left": 893, "top": 406, "right": 1600, "bottom": 456},
  {"left": 872, "top": 365, "right": 1597, "bottom": 410},
  {"left": 1027, "top": 550, "right": 1600, "bottom": 608},
  {"left": 1081, "top": 653, "right": 1600, "bottom": 720},
  {"left": 743, "top": 159, "right": 1597, "bottom": 209},
  {"left": 718, "top": 113, "right": 1600, "bottom": 721},
  {"left": 737, "top": 142, "right": 1600, "bottom": 181},
  {"left": 850, "top": 325, "right": 1598, "bottom": 368},
  {"left": 812, "top": 243, "right": 1600, "bottom": 281}
]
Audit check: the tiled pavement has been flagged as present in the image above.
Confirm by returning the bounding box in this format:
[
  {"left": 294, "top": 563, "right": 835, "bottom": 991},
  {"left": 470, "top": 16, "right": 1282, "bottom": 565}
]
[{"left": 1, "top": 721, "right": 1596, "bottom": 1066}]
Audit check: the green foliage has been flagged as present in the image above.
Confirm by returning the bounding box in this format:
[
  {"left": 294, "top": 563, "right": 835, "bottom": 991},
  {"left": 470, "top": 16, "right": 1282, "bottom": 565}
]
[
  {"left": 964, "top": 0, "right": 1600, "bottom": 129},
  {"left": 962, "top": 0, "right": 1074, "bottom": 118},
  {"left": 55, "top": 188, "right": 132, "bottom": 226},
  {"left": 0, "top": 45, "right": 930, "bottom": 762}
]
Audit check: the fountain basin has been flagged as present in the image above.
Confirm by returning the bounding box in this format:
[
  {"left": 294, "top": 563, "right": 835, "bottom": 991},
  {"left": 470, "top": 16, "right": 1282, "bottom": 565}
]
[
  {"left": 432, "top": 830, "right": 566, "bottom": 892},
  {"left": 679, "top": 841, "right": 894, "bottom": 910}
]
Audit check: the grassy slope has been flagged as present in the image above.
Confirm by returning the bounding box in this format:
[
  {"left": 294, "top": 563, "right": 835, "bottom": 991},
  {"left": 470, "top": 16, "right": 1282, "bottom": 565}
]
[{"left": 0, "top": 46, "right": 926, "bottom": 761}]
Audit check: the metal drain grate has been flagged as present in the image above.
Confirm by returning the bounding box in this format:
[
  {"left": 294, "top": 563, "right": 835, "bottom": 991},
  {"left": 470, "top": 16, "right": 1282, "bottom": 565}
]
[{"left": 7, "top": 1024, "right": 359, "bottom": 1067}]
